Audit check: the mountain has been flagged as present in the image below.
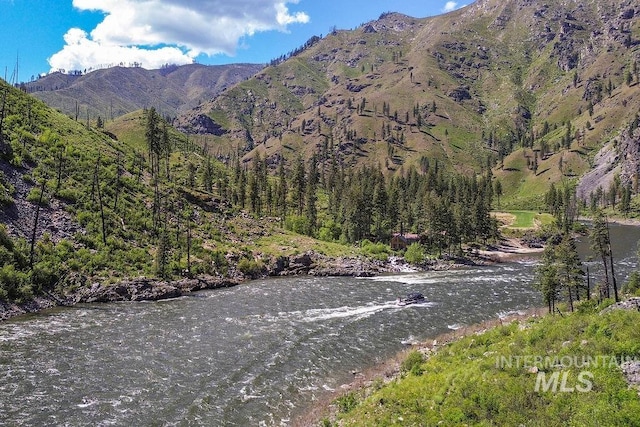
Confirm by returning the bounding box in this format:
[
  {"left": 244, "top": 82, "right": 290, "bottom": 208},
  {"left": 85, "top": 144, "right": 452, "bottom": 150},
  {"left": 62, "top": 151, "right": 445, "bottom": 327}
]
[
  {"left": 2, "top": 0, "right": 640, "bottom": 306},
  {"left": 176, "top": 0, "right": 640, "bottom": 206},
  {"left": 22, "top": 63, "right": 264, "bottom": 121},
  {"left": 0, "top": 76, "right": 378, "bottom": 305}
]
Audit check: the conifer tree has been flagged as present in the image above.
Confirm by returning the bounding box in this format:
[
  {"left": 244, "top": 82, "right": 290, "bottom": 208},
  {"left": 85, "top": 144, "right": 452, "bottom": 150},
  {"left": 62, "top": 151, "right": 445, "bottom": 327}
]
[
  {"left": 556, "top": 234, "right": 584, "bottom": 311},
  {"left": 590, "top": 209, "right": 611, "bottom": 300},
  {"left": 293, "top": 157, "right": 306, "bottom": 216},
  {"left": 536, "top": 243, "right": 560, "bottom": 314},
  {"left": 277, "top": 160, "right": 288, "bottom": 226},
  {"left": 304, "top": 156, "right": 318, "bottom": 236}
]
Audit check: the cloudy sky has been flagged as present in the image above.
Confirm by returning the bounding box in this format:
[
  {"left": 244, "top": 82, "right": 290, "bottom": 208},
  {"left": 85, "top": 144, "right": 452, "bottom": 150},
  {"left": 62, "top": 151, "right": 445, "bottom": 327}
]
[{"left": 1, "top": 0, "right": 464, "bottom": 82}]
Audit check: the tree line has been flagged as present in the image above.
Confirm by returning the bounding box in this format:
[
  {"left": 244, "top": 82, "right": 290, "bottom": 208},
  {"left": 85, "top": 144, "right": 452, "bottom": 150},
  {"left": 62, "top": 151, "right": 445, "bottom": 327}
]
[
  {"left": 536, "top": 183, "right": 623, "bottom": 314},
  {"left": 196, "top": 147, "right": 500, "bottom": 254}
]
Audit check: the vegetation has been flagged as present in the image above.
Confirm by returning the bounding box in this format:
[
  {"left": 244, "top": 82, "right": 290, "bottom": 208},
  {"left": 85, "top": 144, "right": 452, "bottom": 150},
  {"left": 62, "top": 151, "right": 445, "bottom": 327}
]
[
  {"left": 159, "top": 0, "right": 640, "bottom": 214},
  {"left": 507, "top": 210, "right": 538, "bottom": 228},
  {"left": 2, "top": 5, "right": 640, "bottom": 427},
  {"left": 336, "top": 307, "right": 640, "bottom": 426},
  {"left": 0, "top": 76, "right": 505, "bottom": 304},
  {"left": 404, "top": 243, "right": 425, "bottom": 265}
]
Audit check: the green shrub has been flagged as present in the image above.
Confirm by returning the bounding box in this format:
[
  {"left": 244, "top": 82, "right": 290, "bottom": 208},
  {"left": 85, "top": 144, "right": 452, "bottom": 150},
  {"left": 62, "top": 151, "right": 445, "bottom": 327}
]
[
  {"left": 26, "top": 187, "right": 49, "bottom": 206},
  {"left": 575, "top": 298, "right": 600, "bottom": 314},
  {"left": 0, "top": 224, "right": 14, "bottom": 250},
  {"left": 284, "top": 215, "right": 308, "bottom": 235},
  {"left": 211, "top": 250, "right": 228, "bottom": 274},
  {"left": 56, "top": 188, "right": 79, "bottom": 202},
  {"left": 0, "top": 175, "right": 15, "bottom": 206},
  {"left": 318, "top": 219, "right": 342, "bottom": 242},
  {"left": 361, "top": 239, "right": 390, "bottom": 260},
  {"left": 404, "top": 242, "right": 425, "bottom": 264},
  {"left": 237, "top": 257, "right": 264, "bottom": 278},
  {"left": 0, "top": 264, "right": 29, "bottom": 301},
  {"left": 624, "top": 271, "right": 640, "bottom": 295},
  {"left": 401, "top": 350, "right": 425, "bottom": 375},
  {"left": 17, "top": 283, "right": 34, "bottom": 301},
  {"left": 31, "top": 261, "right": 60, "bottom": 292},
  {"left": 335, "top": 391, "right": 359, "bottom": 414}
]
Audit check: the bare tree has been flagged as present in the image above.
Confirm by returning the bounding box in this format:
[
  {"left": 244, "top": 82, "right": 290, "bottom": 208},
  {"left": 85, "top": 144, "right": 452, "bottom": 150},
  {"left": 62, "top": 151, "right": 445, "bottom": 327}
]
[
  {"left": 0, "top": 86, "right": 7, "bottom": 152},
  {"left": 29, "top": 177, "right": 47, "bottom": 269}
]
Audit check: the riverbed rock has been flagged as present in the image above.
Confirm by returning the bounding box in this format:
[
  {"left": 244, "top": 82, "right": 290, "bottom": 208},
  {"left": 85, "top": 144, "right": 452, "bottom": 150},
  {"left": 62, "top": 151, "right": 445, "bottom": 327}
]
[
  {"left": 76, "top": 279, "right": 179, "bottom": 303},
  {"left": 0, "top": 297, "right": 60, "bottom": 321},
  {"left": 73, "top": 275, "right": 239, "bottom": 304}
]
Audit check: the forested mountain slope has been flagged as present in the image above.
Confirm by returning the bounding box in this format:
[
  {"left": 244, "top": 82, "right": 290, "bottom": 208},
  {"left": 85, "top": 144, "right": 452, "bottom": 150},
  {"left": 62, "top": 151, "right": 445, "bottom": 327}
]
[
  {"left": 177, "top": 0, "right": 640, "bottom": 207},
  {"left": 0, "top": 71, "right": 502, "bottom": 305}
]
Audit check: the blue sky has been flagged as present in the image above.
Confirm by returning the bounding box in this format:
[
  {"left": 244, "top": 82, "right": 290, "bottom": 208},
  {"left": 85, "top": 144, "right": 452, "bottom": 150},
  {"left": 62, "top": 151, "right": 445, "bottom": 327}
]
[{"left": 1, "top": 0, "right": 465, "bottom": 83}]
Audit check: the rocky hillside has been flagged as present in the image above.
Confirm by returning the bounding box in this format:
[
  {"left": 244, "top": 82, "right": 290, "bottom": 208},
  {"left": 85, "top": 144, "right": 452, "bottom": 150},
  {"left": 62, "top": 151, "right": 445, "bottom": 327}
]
[
  {"left": 176, "top": 0, "right": 640, "bottom": 206},
  {"left": 577, "top": 125, "right": 640, "bottom": 202},
  {"left": 22, "top": 63, "right": 264, "bottom": 121}
]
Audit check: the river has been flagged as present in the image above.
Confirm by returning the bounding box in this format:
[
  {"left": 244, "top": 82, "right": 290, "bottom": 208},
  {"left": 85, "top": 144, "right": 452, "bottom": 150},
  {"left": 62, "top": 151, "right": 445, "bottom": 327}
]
[{"left": 1, "top": 223, "right": 638, "bottom": 426}]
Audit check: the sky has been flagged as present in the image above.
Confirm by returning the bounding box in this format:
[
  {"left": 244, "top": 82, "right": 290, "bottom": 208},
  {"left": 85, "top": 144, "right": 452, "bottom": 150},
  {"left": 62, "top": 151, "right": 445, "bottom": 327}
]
[{"left": 0, "top": 0, "right": 466, "bottom": 83}]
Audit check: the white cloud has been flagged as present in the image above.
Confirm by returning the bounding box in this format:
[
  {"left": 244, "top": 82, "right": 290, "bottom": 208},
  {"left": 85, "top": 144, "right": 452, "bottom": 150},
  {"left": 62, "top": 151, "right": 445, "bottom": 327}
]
[
  {"left": 48, "top": 0, "right": 309, "bottom": 72},
  {"left": 443, "top": 1, "right": 459, "bottom": 13}
]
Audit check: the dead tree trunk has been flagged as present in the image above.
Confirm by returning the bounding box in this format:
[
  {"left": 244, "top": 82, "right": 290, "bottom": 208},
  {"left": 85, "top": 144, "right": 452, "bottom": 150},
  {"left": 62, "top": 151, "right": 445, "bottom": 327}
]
[{"left": 29, "top": 178, "right": 47, "bottom": 269}]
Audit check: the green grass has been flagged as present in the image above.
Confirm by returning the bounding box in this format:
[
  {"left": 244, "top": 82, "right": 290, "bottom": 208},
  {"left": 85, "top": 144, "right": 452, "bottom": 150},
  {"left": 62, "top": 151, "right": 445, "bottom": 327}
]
[
  {"left": 535, "top": 212, "right": 556, "bottom": 227},
  {"left": 509, "top": 210, "right": 538, "bottom": 228},
  {"left": 337, "top": 307, "right": 640, "bottom": 426},
  {"left": 251, "top": 230, "right": 358, "bottom": 258}
]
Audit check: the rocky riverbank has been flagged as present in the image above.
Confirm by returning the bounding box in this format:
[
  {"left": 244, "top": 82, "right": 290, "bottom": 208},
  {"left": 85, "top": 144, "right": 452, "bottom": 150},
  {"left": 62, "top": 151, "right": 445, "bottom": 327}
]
[
  {"left": 0, "top": 275, "right": 239, "bottom": 321},
  {"left": 0, "top": 249, "right": 494, "bottom": 322},
  {"left": 261, "top": 251, "right": 484, "bottom": 278}
]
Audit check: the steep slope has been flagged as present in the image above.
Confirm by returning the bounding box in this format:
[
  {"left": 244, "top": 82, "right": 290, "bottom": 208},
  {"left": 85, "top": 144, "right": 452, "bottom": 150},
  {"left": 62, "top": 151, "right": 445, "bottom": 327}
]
[
  {"left": 177, "top": 0, "right": 640, "bottom": 206},
  {"left": 1, "top": 78, "right": 381, "bottom": 304},
  {"left": 0, "top": 78, "right": 230, "bottom": 300},
  {"left": 23, "top": 63, "right": 264, "bottom": 121}
]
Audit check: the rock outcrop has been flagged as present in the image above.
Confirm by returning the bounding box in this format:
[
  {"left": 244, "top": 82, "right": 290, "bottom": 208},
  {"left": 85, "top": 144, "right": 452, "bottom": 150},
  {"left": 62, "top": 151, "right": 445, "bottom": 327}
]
[
  {"left": 577, "top": 127, "right": 640, "bottom": 201},
  {"left": 73, "top": 276, "right": 238, "bottom": 303}
]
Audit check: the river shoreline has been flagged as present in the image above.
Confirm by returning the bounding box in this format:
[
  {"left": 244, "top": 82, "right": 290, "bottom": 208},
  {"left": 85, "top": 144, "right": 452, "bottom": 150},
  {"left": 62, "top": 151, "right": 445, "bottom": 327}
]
[
  {"left": 0, "top": 238, "right": 541, "bottom": 322},
  {"left": 0, "top": 246, "right": 499, "bottom": 322},
  {"left": 293, "top": 306, "right": 545, "bottom": 426}
]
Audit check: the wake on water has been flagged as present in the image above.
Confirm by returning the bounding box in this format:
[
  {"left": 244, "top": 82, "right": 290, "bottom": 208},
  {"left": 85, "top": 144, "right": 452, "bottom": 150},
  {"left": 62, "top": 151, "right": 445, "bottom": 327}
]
[{"left": 301, "top": 300, "right": 434, "bottom": 323}]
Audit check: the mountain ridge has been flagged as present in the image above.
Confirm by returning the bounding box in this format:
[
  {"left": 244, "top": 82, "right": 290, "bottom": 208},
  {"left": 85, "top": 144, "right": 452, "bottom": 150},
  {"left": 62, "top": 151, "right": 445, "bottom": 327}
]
[
  {"left": 22, "top": 63, "right": 264, "bottom": 120},
  {"left": 11, "top": 0, "right": 640, "bottom": 208},
  {"left": 173, "top": 0, "right": 639, "bottom": 206}
]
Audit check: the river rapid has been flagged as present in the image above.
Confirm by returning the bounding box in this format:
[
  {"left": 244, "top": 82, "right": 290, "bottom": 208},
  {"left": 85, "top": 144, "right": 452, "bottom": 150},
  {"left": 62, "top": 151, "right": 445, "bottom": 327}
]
[{"left": 1, "top": 223, "right": 638, "bottom": 426}]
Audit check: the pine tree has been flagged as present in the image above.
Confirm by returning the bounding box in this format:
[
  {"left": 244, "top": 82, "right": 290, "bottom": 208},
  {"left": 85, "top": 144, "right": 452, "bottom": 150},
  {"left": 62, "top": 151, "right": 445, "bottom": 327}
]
[
  {"left": 248, "top": 174, "right": 260, "bottom": 215},
  {"left": 535, "top": 243, "right": 560, "bottom": 314},
  {"left": 556, "top": 234, "right": 584, "bottom": 311},
  {"left": 155, "top": 228, "right": 170, "bottom": 278},
  {"left": 145, "top": 107, "right": 161, "bottom": 177},
  {"left": 277, "top": 160, "right": 288, "bottom": 226},
  {"left": 493, "top": 179, "right": 503, "bottom": 208},
  {"left": 590, "top": 209, "right": 611, "bottom": 300},
  {"left": 373, "top": 172, "right": 389, "bottom": 240},
  {"left": 621, "top": 183, "right": 632, "bottom": 216},
  {"left": 293, "top": 157, "right": 306, "bottom": 216},
  {"left": 202, "top": 157, "right": 214, "bottom": 192},
  {"left": 304, "top": 156, "right": 318, "bottom": 236}
]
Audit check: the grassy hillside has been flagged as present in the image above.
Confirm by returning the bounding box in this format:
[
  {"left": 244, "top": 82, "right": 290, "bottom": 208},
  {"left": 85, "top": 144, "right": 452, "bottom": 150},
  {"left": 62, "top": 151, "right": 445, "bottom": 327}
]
[
  {"left": 23, "top": 63, "right": 264, "bottom": 121},
  {"left": 334, "top": 303, "right": 640, "bottom": 426},
  {"left": 176, "top": 0, "right": 640, "bottom": 209},
  {"left": 0, "top": 79, "right": 369, "bottom": 302}
]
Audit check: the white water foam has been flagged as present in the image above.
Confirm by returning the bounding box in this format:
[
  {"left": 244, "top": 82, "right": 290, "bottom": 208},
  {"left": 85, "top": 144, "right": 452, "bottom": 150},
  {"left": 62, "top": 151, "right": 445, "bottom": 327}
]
[
  {"left": 301, "top": 302, "right": 399, "bottom": 322},
  {"left": 497, "top": 309, "right": 526, "bottom": 319}
]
